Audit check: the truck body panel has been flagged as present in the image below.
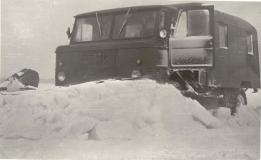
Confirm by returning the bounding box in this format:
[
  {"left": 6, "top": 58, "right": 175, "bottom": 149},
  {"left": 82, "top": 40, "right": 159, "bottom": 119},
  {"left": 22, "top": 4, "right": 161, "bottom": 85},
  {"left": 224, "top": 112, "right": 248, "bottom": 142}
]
[{"left": 55, "top": 3, "right": 260, "bottom": 91}]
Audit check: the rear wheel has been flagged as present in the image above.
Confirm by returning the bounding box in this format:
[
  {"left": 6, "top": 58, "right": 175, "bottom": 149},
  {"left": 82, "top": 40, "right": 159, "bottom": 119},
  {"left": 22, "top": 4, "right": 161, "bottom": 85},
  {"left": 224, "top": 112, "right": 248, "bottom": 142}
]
[
  {"left": 227, "top": 90, "right": 246, "bottom": 116},
  {"left": 231, "top": 93, "right": 246, "bottom": 116}
]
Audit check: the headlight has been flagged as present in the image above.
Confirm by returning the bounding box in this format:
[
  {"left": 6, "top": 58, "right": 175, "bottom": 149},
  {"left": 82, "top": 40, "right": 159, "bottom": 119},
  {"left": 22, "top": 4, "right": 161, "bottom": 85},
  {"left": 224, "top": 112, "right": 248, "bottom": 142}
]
[
  {"left": 57, "top": 72, "right": 66, "bottom": 81},
  {"left": 131, "top": 70, "right": 142, "bottom": 78},
  {"left": 136, "top": 59, "right": 142, "bottom": 65},
  {"left": 159, "top": 29, "right": 167, "bottom": 38}
]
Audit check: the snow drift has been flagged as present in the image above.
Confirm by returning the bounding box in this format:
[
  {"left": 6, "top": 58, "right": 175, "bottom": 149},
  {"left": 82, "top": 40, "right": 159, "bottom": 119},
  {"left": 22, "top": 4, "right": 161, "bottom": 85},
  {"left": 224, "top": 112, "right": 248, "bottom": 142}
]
[{"left": 0, "top": 79, "right": 259, "bottom": 141}]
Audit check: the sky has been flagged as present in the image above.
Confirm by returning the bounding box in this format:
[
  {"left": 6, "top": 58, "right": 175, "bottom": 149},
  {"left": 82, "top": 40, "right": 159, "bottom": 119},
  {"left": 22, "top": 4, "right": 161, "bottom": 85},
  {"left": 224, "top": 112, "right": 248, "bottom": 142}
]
[{"left": 1, "top": 0, "right": 261, "bottom": 80}]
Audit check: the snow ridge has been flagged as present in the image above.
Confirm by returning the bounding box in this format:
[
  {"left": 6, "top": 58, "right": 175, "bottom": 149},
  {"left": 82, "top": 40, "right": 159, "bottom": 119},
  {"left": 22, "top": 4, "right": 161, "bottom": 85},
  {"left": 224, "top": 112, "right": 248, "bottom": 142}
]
[{"left": 0, "top": 80, "right": 259, "bottom": 140}]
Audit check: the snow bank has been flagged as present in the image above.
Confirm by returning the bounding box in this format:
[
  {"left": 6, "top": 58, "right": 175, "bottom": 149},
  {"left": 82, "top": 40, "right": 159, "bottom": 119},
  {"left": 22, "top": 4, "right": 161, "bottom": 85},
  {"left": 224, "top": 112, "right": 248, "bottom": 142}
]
[
  {"left": 247, "top": 89, "right": 261, "bottom": 110},
  {"left": 0, "top": 79, "right": 256, "bottom": 141}
]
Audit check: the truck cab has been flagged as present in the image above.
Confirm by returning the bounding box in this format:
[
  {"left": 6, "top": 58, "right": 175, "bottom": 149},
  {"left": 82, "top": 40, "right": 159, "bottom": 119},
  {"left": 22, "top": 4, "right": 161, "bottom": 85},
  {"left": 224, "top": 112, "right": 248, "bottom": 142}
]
[{"left": 55, "top": 3, "right": 260, "bottom": 115}]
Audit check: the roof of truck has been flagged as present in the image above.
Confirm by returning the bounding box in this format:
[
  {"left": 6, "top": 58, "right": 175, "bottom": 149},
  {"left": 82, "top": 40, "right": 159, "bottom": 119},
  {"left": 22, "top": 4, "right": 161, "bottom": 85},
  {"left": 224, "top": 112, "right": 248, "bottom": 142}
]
[
  {"left": 75, "top": 3, "right": 203, "bottom": 17},
  {"left": 214, "top": 10, "right": 256, "bottom": 32},
  {"left": 75, "top": 2, "right": 256, "bottom": 33}
]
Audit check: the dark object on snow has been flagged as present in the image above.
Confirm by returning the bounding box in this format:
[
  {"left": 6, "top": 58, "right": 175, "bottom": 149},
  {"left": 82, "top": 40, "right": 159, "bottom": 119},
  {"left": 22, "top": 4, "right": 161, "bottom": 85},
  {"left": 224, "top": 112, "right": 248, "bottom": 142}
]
[
  {"left": 0, "top": 68, "right": 40, "bottom": 92},
  {"left": 12, "top": 69, "right": 40, "bottom": 87}
]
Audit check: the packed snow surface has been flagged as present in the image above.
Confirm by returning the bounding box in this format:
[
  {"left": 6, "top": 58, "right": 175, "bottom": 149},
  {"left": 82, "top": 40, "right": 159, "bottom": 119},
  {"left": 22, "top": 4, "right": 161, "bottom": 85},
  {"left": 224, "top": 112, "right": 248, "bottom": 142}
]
[{"left": 0, "top": 79, "right": 259, "bottom": 159}]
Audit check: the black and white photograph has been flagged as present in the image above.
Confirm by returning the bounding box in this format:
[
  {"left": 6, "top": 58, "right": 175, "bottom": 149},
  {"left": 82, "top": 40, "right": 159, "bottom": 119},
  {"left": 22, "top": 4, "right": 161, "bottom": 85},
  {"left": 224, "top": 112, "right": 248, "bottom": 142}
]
[{"left": 0, "top": 0, "right": 260, "bottom": 159}]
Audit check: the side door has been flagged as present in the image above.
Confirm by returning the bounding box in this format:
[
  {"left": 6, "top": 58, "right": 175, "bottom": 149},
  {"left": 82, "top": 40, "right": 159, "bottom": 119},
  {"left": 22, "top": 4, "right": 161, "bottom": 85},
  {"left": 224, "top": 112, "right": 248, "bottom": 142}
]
[{"left": 169, "top": 6, "right": 215, "bottom": 68}]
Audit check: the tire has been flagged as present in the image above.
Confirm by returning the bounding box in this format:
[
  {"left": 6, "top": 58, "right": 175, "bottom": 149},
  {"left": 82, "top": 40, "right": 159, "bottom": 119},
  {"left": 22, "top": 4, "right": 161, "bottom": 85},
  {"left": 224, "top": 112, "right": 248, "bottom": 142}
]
[{"left": 230, "top": 92, "right": 246, "bottom": 116}]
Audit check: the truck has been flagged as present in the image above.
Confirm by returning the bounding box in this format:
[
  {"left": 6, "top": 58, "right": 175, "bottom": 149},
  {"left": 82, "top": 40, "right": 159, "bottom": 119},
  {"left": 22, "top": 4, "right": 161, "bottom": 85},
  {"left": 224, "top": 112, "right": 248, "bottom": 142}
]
[{"left": 55, "top": 3, "right": 260, "bottom": 115}]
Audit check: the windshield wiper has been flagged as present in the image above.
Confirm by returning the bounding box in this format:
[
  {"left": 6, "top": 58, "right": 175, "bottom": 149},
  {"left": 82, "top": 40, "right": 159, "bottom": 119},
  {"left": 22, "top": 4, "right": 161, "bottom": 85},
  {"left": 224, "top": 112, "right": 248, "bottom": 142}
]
[
  {"left": 119, "top": 8, "right": 131, "bottom": 35},
  {"left": 96, "top": 12, "right": 102, "bottom": 37}
]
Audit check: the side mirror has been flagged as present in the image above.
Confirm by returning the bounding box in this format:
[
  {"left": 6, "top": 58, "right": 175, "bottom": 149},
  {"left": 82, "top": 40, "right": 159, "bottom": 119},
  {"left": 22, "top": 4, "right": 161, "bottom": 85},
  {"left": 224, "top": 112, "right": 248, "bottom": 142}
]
[{"left": 66, "top": 27, "right": 71, "bottom": 39}]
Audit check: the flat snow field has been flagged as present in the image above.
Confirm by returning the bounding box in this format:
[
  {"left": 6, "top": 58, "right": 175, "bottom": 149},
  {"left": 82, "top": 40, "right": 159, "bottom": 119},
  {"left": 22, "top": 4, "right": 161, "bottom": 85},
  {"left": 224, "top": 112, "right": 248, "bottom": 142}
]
[{"left": 0, "top": 79, "right": 260, "bottom": 159}]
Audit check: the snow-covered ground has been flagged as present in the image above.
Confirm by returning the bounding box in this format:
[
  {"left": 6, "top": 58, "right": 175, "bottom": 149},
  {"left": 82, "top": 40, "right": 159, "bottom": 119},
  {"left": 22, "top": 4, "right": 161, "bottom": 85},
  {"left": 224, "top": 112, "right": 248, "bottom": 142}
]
[{"left": 0, "top": 79, "right": 260, "bottom": 159}]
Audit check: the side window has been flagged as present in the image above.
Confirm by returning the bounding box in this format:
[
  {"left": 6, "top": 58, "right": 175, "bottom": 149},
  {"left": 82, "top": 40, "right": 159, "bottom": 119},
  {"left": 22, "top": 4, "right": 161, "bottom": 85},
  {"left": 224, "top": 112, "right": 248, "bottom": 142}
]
[
  {"left": 187, "top": 10, "right": 210, "bottom": 36},
  {"left": 175, "top": 9, "right": 210, "bottom": 38},
  {"left": 218, "top": 22, "right": 228, "bottom": 48},
  {"left": 246, "top": 34, "right": 254, "bottom": 55}
]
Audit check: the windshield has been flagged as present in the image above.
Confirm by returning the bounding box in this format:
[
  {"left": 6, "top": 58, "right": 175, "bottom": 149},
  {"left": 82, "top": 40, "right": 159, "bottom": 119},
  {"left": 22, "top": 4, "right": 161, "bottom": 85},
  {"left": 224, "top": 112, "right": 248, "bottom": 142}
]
[
  {"left": 113, "top": 10, "right": 157, "bottom": 39},
  {"left": 72, "top": 14, "right": 113, "bottom": 42},
  {"left": 71, "top": 10, "right": 157, "bottom": 43}
]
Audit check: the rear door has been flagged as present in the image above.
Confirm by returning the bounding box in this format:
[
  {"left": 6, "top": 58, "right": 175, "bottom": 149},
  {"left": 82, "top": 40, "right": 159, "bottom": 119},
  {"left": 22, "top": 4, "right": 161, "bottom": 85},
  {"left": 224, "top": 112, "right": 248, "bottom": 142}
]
[{"left": 169, "top": 6, "right": 215, "bottom": 68}]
